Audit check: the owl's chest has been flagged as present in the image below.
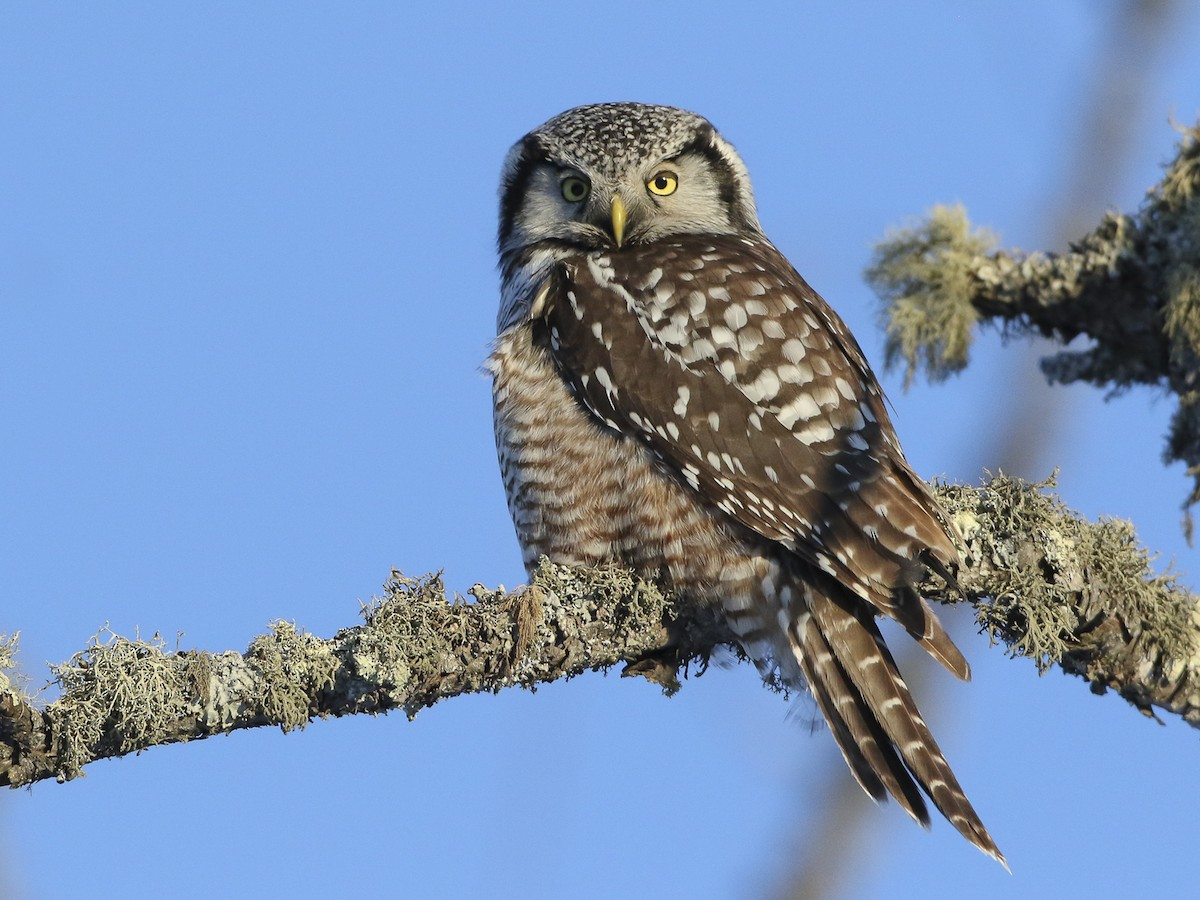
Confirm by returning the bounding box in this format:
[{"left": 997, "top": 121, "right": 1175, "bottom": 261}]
[{"left": 489, "top": 323, "right": 736, "bottom": 581}]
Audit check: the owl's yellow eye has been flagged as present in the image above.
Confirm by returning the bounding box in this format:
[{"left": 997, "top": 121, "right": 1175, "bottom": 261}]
[
  {"left": 560, "top": 176, "right": 590, "bottom": 203},
  {"left": 647, "top": 171, "right": 678, "bottom": 196}
]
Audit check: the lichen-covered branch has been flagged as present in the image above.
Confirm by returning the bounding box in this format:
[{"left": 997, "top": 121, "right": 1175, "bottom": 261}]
[
  {"left": 935, "top": 475, "right": 1199, "bottom": 723},
  {"left": 866, "top": 123, "right": 1200, "bottom": 512},
  {"left": 1, "top": 476, "right": 1197, "bottom": 789},
  {"left": 0, "top": 567, "right": 732, "bottom": 789}
]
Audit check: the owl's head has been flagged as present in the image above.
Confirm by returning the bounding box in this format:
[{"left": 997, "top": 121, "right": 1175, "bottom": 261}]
[{"left": 498, "top": 103, "right": 763, "bottom": 259}]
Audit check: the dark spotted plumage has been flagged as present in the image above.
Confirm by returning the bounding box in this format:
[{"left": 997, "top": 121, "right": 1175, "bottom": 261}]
[{"left": 489, "top": 102, "right": 1004, "bottom": 865}]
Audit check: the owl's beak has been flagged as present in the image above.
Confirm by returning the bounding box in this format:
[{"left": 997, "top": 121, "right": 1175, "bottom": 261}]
[{"left": 610, "top": 194, "right": 627, "bottom": 248}]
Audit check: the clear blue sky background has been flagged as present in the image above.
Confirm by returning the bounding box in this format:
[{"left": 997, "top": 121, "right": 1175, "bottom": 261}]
[{"left": 4, "top": 4, "right": 1200, "bottom": 898}]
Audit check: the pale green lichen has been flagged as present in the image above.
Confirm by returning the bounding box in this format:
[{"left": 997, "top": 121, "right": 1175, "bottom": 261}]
[
  {"left": 0, "top": 632, "right": 19, "bottom": 695},
  {"left": 869, "top": 126, "right": 1200, "bottom": 515},
  {"left": 46, "top": 629, "right": 187, "bottom": 780},
  {"left": 530, "top": 558, "right": 671, "bottom": 643},
  {"left": 247, "top": 621, "right": 338, "bottom": 731},
  {"left": 866, "top": 204, "right": 993, "bottom": 387},
  {"left": 1153, "top": 121, "right": 1200, "bottom": 212},
  {"left": 1162, "top": 247, "right": 1200, "bottom": 354},
  {"left": 936, "top": 475, "right": 1196, "bottom": 676},
  {"left": 1162, "top": 197, "right": 1200, "bottom": 516},
  {"left": 351, "top": 572, "right": 453, "bottom": 699},
  {"left": 527, "top": 558, "right": 744, "bottom": 696}
]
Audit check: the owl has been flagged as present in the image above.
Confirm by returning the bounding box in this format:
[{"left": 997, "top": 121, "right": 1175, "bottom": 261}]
[{"left": 488, "top": 102, "right": 1002, "bottom": 863}]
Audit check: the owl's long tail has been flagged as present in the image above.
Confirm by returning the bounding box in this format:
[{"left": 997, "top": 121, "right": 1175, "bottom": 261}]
[{"left": 777, "top": 578, "right": 1007, "bottom": 867}]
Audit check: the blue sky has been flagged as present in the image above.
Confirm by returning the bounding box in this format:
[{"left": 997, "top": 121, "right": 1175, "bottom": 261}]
[{"left": 4, "top": 4, "right": 1200, "bottom": 898}]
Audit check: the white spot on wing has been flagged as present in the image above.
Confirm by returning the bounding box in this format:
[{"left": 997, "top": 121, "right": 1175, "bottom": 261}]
[
  {"left": 709, "top": 325, "right": 737, "bottom": 349},
  {"left": 762, "top": 319, "right": 786, "bottom": 339},
  {"left": 673, "top": 385, "right": 690, "bottom": 416},
  {"left": 775, "top": 393, "right": 821, "bottom": 429},
  {"left": 782, "top": 338, "right": 806, "bottom": 363},
  {"left": 795, "top": 421, "right": 836, "bottom": 444}
]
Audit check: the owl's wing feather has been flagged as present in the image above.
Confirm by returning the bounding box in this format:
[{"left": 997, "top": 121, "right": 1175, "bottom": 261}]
[
  {"left": 539, "top": 234, "right": 967, "bottom": 678},
  {"left": 794, "top": 605, "right": 932, "bottom": 826},
  {"left": 805, "top": 583, "right": 1003, "bottom": 860},
  {"left": 535, "top": 236, "right": 1006, "bottom": 862}
]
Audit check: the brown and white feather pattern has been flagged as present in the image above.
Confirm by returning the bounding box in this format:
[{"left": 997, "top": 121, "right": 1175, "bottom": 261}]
[
  {"left": 541, "top": 235, "right": 969, "bottom": 675},
  {"left": 490, "top": 102, "right": 1003, "bottom": 865}
]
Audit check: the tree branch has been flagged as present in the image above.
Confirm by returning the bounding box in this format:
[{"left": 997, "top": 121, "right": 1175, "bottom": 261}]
[
  {"left": 1, "top": 475, "right": 1196, "bottom": 789},
  {"left": 866, "top": 123, "right": 1200, "bottom": 514}
]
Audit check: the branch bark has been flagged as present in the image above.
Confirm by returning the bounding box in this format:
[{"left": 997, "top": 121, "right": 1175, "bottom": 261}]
[
  {"left": 2, "top": 474, "right": 1196, "bottom": 789},
  {"left": 866, "top": 123, "right": 1200, "bottom": 514}
]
